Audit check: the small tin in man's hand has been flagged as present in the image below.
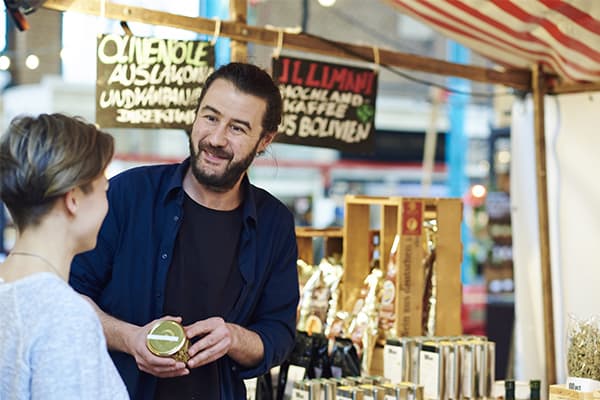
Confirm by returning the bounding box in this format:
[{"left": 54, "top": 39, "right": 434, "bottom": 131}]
[{"left": 146, "top": 320, "right": 190, "bottom": 363}]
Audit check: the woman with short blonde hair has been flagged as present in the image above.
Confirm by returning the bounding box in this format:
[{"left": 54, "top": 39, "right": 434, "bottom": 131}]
[{"left": 0, "top": 113, "right": 129, "bottom": 399}]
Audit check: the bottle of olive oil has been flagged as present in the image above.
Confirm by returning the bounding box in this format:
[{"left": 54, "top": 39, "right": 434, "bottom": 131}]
[
  {"left": 505, "top": 380, "right": 515, "bottom": 400},
  {"left": 530, "top": 380, "right": 541, "bottom": 400}
]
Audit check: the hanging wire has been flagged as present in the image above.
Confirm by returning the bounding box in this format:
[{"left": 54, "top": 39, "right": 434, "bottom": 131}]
[{"left": 301, "top": 32, "right": 517, "bottom": 99}]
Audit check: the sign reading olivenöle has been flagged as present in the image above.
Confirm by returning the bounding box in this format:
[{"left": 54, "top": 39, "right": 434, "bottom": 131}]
[{"left": 96, "top": 34, "right": 214, "bottom": 129}]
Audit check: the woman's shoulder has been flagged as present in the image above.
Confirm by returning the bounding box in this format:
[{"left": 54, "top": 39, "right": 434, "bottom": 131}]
[{"left": 13, "top": 274, "right": 99, "bottom": 329}]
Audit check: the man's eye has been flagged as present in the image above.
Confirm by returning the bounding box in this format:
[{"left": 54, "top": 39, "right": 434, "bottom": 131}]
[{"left": 230, "top": 125, "right": 247, "bottom": 134}]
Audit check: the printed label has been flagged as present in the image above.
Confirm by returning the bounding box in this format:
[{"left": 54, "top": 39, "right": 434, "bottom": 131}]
[
  {"left": 384, "top": 343, "right": 404, "bottom": 383},
  {"left": 402, "top": 200, "right": 422, "bottom": 235},
  {"left": 419, "top": 348, "right": 440, "bottom": 400},
  {"left": 292, "top": 388, "right": 309, "bottom": 400}
]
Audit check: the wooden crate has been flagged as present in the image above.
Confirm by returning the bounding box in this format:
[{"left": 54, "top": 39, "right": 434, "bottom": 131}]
[
  {"left": 550, "top": 384, "right": 600, "bottom": 400},
  {"left": 342, "top": 195, "right": 463, "bottom": 337},
  {"left": 295, "top": 227, "right": 343, "bottom": 265}
]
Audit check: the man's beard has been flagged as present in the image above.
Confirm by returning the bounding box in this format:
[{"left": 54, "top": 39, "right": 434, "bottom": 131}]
[{"left": 189, "top": 138, "right": 260, "bottom": 191}]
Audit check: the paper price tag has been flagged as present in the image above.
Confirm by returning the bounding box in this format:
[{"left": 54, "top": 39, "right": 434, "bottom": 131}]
[
  {"left": 284, "top": 365, "right": 307, "bottom": 398},
  {"left": 384, "top": 343, "right": 404, "bottom": 383},
  {"left": 244, "top": 378, "right": 257, "bottom": 400}
]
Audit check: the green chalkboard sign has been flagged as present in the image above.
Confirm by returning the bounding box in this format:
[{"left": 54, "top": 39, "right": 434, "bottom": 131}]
[{"left": 96, "top": 34, "right": 215, "bottom": 129}]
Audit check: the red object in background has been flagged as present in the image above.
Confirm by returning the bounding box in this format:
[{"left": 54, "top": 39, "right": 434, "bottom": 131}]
[{"left": 461, "top": 283, "right": 487, "bottom": 336}]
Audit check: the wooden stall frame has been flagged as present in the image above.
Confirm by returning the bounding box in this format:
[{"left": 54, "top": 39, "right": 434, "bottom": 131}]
[{"left": 295, "top": 226, "right": 343, "bottom": 265}]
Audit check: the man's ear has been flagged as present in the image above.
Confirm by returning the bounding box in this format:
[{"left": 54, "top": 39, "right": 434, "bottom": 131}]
[
  {"left": 63, "top": 189, "right": 79, "bottom": 215},
  {"left": 258, "top": 131, "right": 277, "bottom": 154}
]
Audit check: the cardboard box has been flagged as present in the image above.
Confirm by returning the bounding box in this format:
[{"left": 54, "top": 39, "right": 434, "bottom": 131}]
[
  {"left": 342, "top": 195, "right": 463, "bottom": 337},
  {"left": 549, "top": 384, "right": 600, "bottom": 400}
]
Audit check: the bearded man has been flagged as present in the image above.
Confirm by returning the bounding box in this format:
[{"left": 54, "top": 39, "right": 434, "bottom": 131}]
[{"left": 70, "top": 63, "right": 299, "bottom": 400}]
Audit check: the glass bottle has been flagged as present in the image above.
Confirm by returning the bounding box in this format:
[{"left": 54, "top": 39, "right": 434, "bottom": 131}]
[
  {"left": 505, "top": 380, "right": 515, "bottom": 400},
  {"left": 530, "top": 380, "right": 541, "bottom": 400}
]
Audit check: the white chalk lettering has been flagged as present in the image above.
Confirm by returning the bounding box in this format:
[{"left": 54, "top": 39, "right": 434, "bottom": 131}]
[
  {"left": 297, "top": 116, "right": 371, "bottom": 143},
  {"left": 115, "top": 108, "right": 196, "bottom": 125},
  {"left": 280, "top": 114, "right": 298, "bottom": 136},
  {"left": 98, "top": 86, "right": 202, "bottom": 109},
  {"left": 283, "top": 99, "right": 348, "bottom": 118},
  {"left": 97, "top": 34, "right": 211, "bottom": 67},
  {"left": 107, "top": 64, "right": 213, "bottom": 86}
]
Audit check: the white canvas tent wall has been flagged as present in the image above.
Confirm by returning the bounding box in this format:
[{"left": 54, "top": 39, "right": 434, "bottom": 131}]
[{"left": 39, "top": 0, "right": 600, "bottom": 387}]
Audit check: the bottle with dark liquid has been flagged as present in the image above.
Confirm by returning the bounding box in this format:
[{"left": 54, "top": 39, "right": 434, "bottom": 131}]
[
  {"left": 505, "top": 380, "right": 515, "bottom": 400},
  {"left": 530, "top": 380, "right": 541, "bottom": 400}
]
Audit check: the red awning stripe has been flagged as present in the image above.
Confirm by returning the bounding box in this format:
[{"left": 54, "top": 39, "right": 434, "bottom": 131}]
[
  {"left": 495, "top": 1, "right": 600, "bottom": 63},
  {"left": 539, "top": 0, "right": 600, "bottom": 35},
  {"left": 460, "top": 1, "right": 600, "bottom": 65},
  {"left": 422, "top": 22, "right": 571, "bottom": 80},
  {"left": 389, "top": 0, "right": 600, "bottom": 83},
  {"left": 428, "top": 0, "right": 600, "bottom": 76},
  {"left": 393, "top": 0, "right": 599, "bottom": 81}
]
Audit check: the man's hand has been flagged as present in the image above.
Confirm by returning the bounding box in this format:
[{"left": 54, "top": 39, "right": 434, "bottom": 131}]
[
  {"left": 185, "top": 317, "right": 264, "bottom": 369},
  {"left": 127, "top": 316, "right": 189, "bottom": 378},
  {"left": 185, "top": 317, "right": 232, "bottom": 368}
]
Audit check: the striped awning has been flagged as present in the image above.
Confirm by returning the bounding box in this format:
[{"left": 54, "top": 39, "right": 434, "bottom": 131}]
[{"left": 387, "top": 0, "right": 600, "bottom": 83}]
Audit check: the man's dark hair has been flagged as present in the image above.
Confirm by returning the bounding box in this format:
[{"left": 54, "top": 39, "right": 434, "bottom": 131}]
[{"left": 196, "top": 63, "right": 282, "bottom": 136}]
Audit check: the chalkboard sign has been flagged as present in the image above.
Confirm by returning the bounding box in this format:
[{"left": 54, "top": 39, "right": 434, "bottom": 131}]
[
  {"left": 272, "top": 55, "right": 378, "bottom": 154},
  {"left": 96, "top": 34, "right": 215, "bottom": 129}
]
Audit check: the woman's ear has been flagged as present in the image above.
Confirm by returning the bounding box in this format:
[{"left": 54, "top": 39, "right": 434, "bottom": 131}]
[{"left": 63, "top": 188, "right": 79, "bottom": 215}]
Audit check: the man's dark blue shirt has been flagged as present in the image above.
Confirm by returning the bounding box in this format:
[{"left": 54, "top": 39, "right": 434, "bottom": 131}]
[{"left": 69, "top": 159, "right": 299, "bottom": 399}]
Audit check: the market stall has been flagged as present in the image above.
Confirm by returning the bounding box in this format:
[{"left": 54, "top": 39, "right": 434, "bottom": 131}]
[{"left": 23, "top": 0, "right": 600, "bottom": 396}]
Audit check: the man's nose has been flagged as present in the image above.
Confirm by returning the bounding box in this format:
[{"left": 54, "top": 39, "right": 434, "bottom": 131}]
[{"left": 208, "top": 123, "right": 228, "bottom": 146}]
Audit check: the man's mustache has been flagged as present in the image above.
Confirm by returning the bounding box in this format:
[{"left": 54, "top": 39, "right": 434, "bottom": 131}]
[{"left": 197, "top": 142, "right": 233, "bottom": 160}]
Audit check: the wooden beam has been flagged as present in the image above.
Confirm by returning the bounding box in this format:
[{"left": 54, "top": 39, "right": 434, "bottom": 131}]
[
  {"left": 229, "top": 0, "right": 247, "bottom": 62},
  {"left": 42, "top": 0, "right": 531, "bottom": 90},
  {"left": 532, "top": 63, "right": 556, "bottom": 386},
  {"left": 549, "top": 80, "right": 600, "bottom": 95}
]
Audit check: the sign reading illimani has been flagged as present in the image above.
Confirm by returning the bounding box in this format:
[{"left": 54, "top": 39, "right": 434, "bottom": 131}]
[
  {"left": 272, "top": 55, "right": 378, "bottom": 154},
  {"left": 96, "top": 34, "right": 214, "bottom": 129}
]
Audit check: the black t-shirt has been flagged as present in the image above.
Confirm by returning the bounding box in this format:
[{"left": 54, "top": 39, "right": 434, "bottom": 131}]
[{"left": 155, "top": 193, "right": 244, "bottom": 400}]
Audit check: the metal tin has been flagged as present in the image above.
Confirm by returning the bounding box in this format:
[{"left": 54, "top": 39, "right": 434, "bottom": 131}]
[
  {"left": 487, "top": 341, "right": 496, "bottom": 398},
  {"left": 146, "top": 320, "right": 189, "bottom": 363},
  {"left": 384, "top": 338, "right": 405, "bottom": 384},
  {"left": 397, "top": 382, "right": 423, "bottom": 400},
  {"left": 369, "top": 376, "right": 391, "bottom": 385},
  {"left": 346, "top": 376, "right": 367, "bottom": 385},
  {"left": 405, "top": 336, "right": 424, "bottom": 383},
  {"left": 441, "top": 341, "right": 459, "bottom": 400},
  {"left": 293, "top": 380, "right": 321, "bottom": 400},
  {"left": 458, "top": 340, "right": 476, "bottom": 400},
  {"left": 330, "top": 377, "right": 356, "bottom": 386},
  {"left": 472, "top": 339, "right": 488, "bottom": 399},
  {"left": 359, "top": 383, "right": 387, "bottom": 400},
  {"left": 380, "top": 382, "right": 409, "bottom": 400},
  {"left": 337, "top": 385, "right": 365, "bottom": 400},
  {"left": 318, "top": 379, "right": 337, "bottom": 400},
  {"left": 418, "top": 341, "right": 442, "bottom": 400}
]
